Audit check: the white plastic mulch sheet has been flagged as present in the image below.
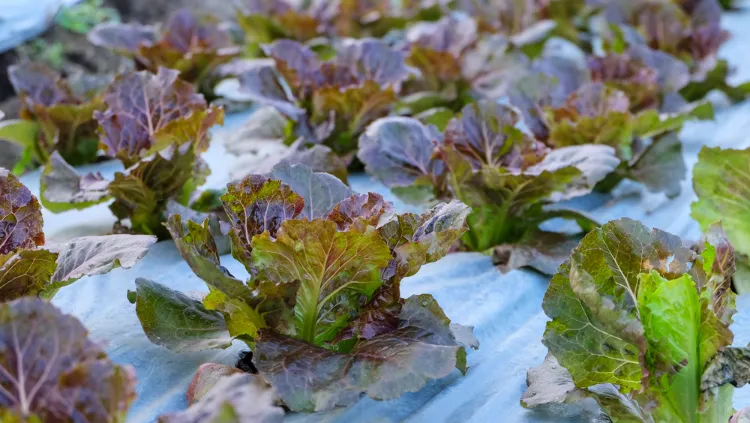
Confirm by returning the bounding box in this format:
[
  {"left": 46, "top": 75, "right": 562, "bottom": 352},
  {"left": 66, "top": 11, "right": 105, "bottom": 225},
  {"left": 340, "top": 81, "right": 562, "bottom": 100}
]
[{"left": 14, "top": 9, "right": 750, "bottom": 423}]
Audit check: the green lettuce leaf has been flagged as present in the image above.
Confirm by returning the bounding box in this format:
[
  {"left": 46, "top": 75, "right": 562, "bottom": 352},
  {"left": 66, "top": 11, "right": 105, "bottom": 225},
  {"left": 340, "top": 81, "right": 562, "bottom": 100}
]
[
  {"left": 529, "top": 218, "right": 738, "bottom": 422},
  {"left": 252, "top": 219, "right": 393, "bottom": 344},
  {"left": 131, "top": 278, "right": 232, "bottom": 352},
  {"left": 692, "top": 146, "right": 750, "bottom": 258},
  {"left": 108, "top": 144, "right": 201, "bottom": 237}
]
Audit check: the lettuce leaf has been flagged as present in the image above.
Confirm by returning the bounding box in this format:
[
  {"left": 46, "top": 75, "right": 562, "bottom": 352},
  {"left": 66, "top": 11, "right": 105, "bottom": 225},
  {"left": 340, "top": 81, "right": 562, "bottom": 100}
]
[
  {"left": 131, "top": 278, "right": 232, "bottom": 352},
  {"left": 255, "top": 294, "right": 477, "bottom": 412},
  {"left": 95, "top": 67, "right": 223, "bottom": 164},
  {"left": 692, "top": 146, "right": 750, "bottom": 259},
  {"left": 0, "top": 298, "right": 136, "bottom": 422},
  {"left": 525, "top": 218, "right": 742, "bottom": 422}
]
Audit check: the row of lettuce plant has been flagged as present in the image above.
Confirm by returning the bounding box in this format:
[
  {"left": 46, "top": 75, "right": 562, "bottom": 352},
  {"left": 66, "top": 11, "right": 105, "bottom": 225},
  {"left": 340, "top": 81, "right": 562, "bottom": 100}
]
[
  {"left": 0, "top": 0, "right": 749, "bottom": 420},
  {"left": 2, "top": 0, "right": 744, "bottom": 176}
]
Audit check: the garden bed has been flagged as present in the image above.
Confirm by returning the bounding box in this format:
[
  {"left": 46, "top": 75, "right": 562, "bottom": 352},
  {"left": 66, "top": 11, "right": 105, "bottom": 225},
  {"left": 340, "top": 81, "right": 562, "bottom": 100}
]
[{"left": 9, "top": 6, "right": 748, "bottom": 420}]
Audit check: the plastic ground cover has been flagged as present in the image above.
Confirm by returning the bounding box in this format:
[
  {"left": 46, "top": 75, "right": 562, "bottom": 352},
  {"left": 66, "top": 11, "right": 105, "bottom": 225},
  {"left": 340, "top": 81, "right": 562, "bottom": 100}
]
[{"left": 13, "top": 7, "right": 750, "bottom": 423}]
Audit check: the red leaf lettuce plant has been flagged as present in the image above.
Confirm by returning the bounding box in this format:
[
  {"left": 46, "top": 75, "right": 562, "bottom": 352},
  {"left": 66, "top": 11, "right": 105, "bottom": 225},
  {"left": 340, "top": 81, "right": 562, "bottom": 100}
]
[
  {"left": 597, "top": 0, "right": 750, "bottom": 102},
  {"left": 522, "top": 218, "right": 750, "bottom": 423},
  {"left": 235, "top": 38, "right": 415, "bottom": 165},
  {"left": 129, "top": 161, "right": 478, "bottom": 412},
  {"left": 39, "top": 68, "right": 224, "bottom": 238},
  {"left": 402, "top": 12, "right": 527, "bottom": 114},
  {"left": 0, "top": 63, "right": 105, "bottom": 172},
  {"left": 0, "top": 168, "right": 155, "bottom": 302},
  {"left": 236, "top": 0, "right": 447, "bottom": 53},
  {"left": 0, "top": 297, "right": 136, "bottom": 422},
  {"left": 88, "top": 8, "right": 240, "bottom": 95},
  {"left": 359, "top": 100, "right": 621, "bottom": 274},
  {"left": 509, "top": 40, "right": 714, "bottom": 197}
]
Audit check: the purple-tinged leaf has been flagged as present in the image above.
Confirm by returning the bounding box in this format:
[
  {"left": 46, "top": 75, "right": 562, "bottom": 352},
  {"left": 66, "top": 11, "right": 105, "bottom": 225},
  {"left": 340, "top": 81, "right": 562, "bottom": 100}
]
[
  {"left": 0, "top": 298, "right": 136, "bottom": 422},
  {"left": 267, "top": 162, "right": 350, "bottom": 220},
  {"left": 0, "top": 168, "right": 44, "bottom": 255},
  {"left": 221, "top": 175, "right": 304, "bottom": 273},
  {"left": 254, "top": 293, "right": 475, "bottom": 412},
  {"left": 251, "top": 218, "right": 392, "bottom": 344},
  {"left": 358, "top": 117, "right": 445, "bottom": 188},
  {"left": 96, "top": 68, "right": 210, "bottom": 160},
  {"left": 88, "top": 22, "right": 158, "bottom": 54},
  {"left": 444, "top": 101, "right": 547, "bottom": 170},
  {"left": 40, "top": 152, "right": 111, "bottom": 213}
]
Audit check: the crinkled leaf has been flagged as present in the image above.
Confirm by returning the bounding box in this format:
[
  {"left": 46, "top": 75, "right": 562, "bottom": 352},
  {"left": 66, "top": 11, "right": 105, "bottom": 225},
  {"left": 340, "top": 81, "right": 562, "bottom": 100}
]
[
  {"left": 358, "top": 117, "right": 445, "bottom": 188},
  {"left": 40, "top": 152, "right": 111, "bottom": 213},
  {"left": 8, "top": 63, "right": 77, "bottom": 109},
  {"left": 692, "top": 146, "right": 750, "bottom": 258},
  {"left": 455, "top": 156, "right": 605, "bottom": 252},
  {"left": 221, "top": 175, "right": 304, "bottom": 273},
  {"left": 255, "top": 294, "right": 474, "bottom": 412},
  {"left": 327, "top": 192, "right": 395, "bottom": 232},
  {"left": 521, "top": 354, "right": 652, "bottom": 421},
  {"left": 0, "top": 168, "right": 45, "bottom": 254},
  {"left": 334, "top": 38, "right": 415, "bottom": 88},
  {"left": 251, "top": 219, "right": 392, "bottom": 344},
  {"left": 588, "top": 52, "right": 660, "bottom": 110},
  {"left": 93, "top": 10, "right": 239, "bottom": 84},
  {"left": 701, "top": 347, "right": 750, "bottom": 391},
  {"left": 0, "top": 298, "right": 135, "bottom": 422},
  {"left": 521, "top": 353, "right": 586, "bottom": 408},
  {"left": 543, "top": 218, "right": 702, "bottom": 390},
  {"left": 547, "top": 83, "right": 635, "bottom": 159},
  {"left": 267, "top": 161, "right": 350, "bottom": 220},
  {"left": 160, "top": 373, "right": 284, "bottom": 423},
  {"left": 444, "top": 101, "right": 546, "bottom": 170},
  {"left": 132, "top": 278, "right": 231, "bottom": 353},
  {"left": 96, "top": 68, "right": 215, "bottom": 161}
]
